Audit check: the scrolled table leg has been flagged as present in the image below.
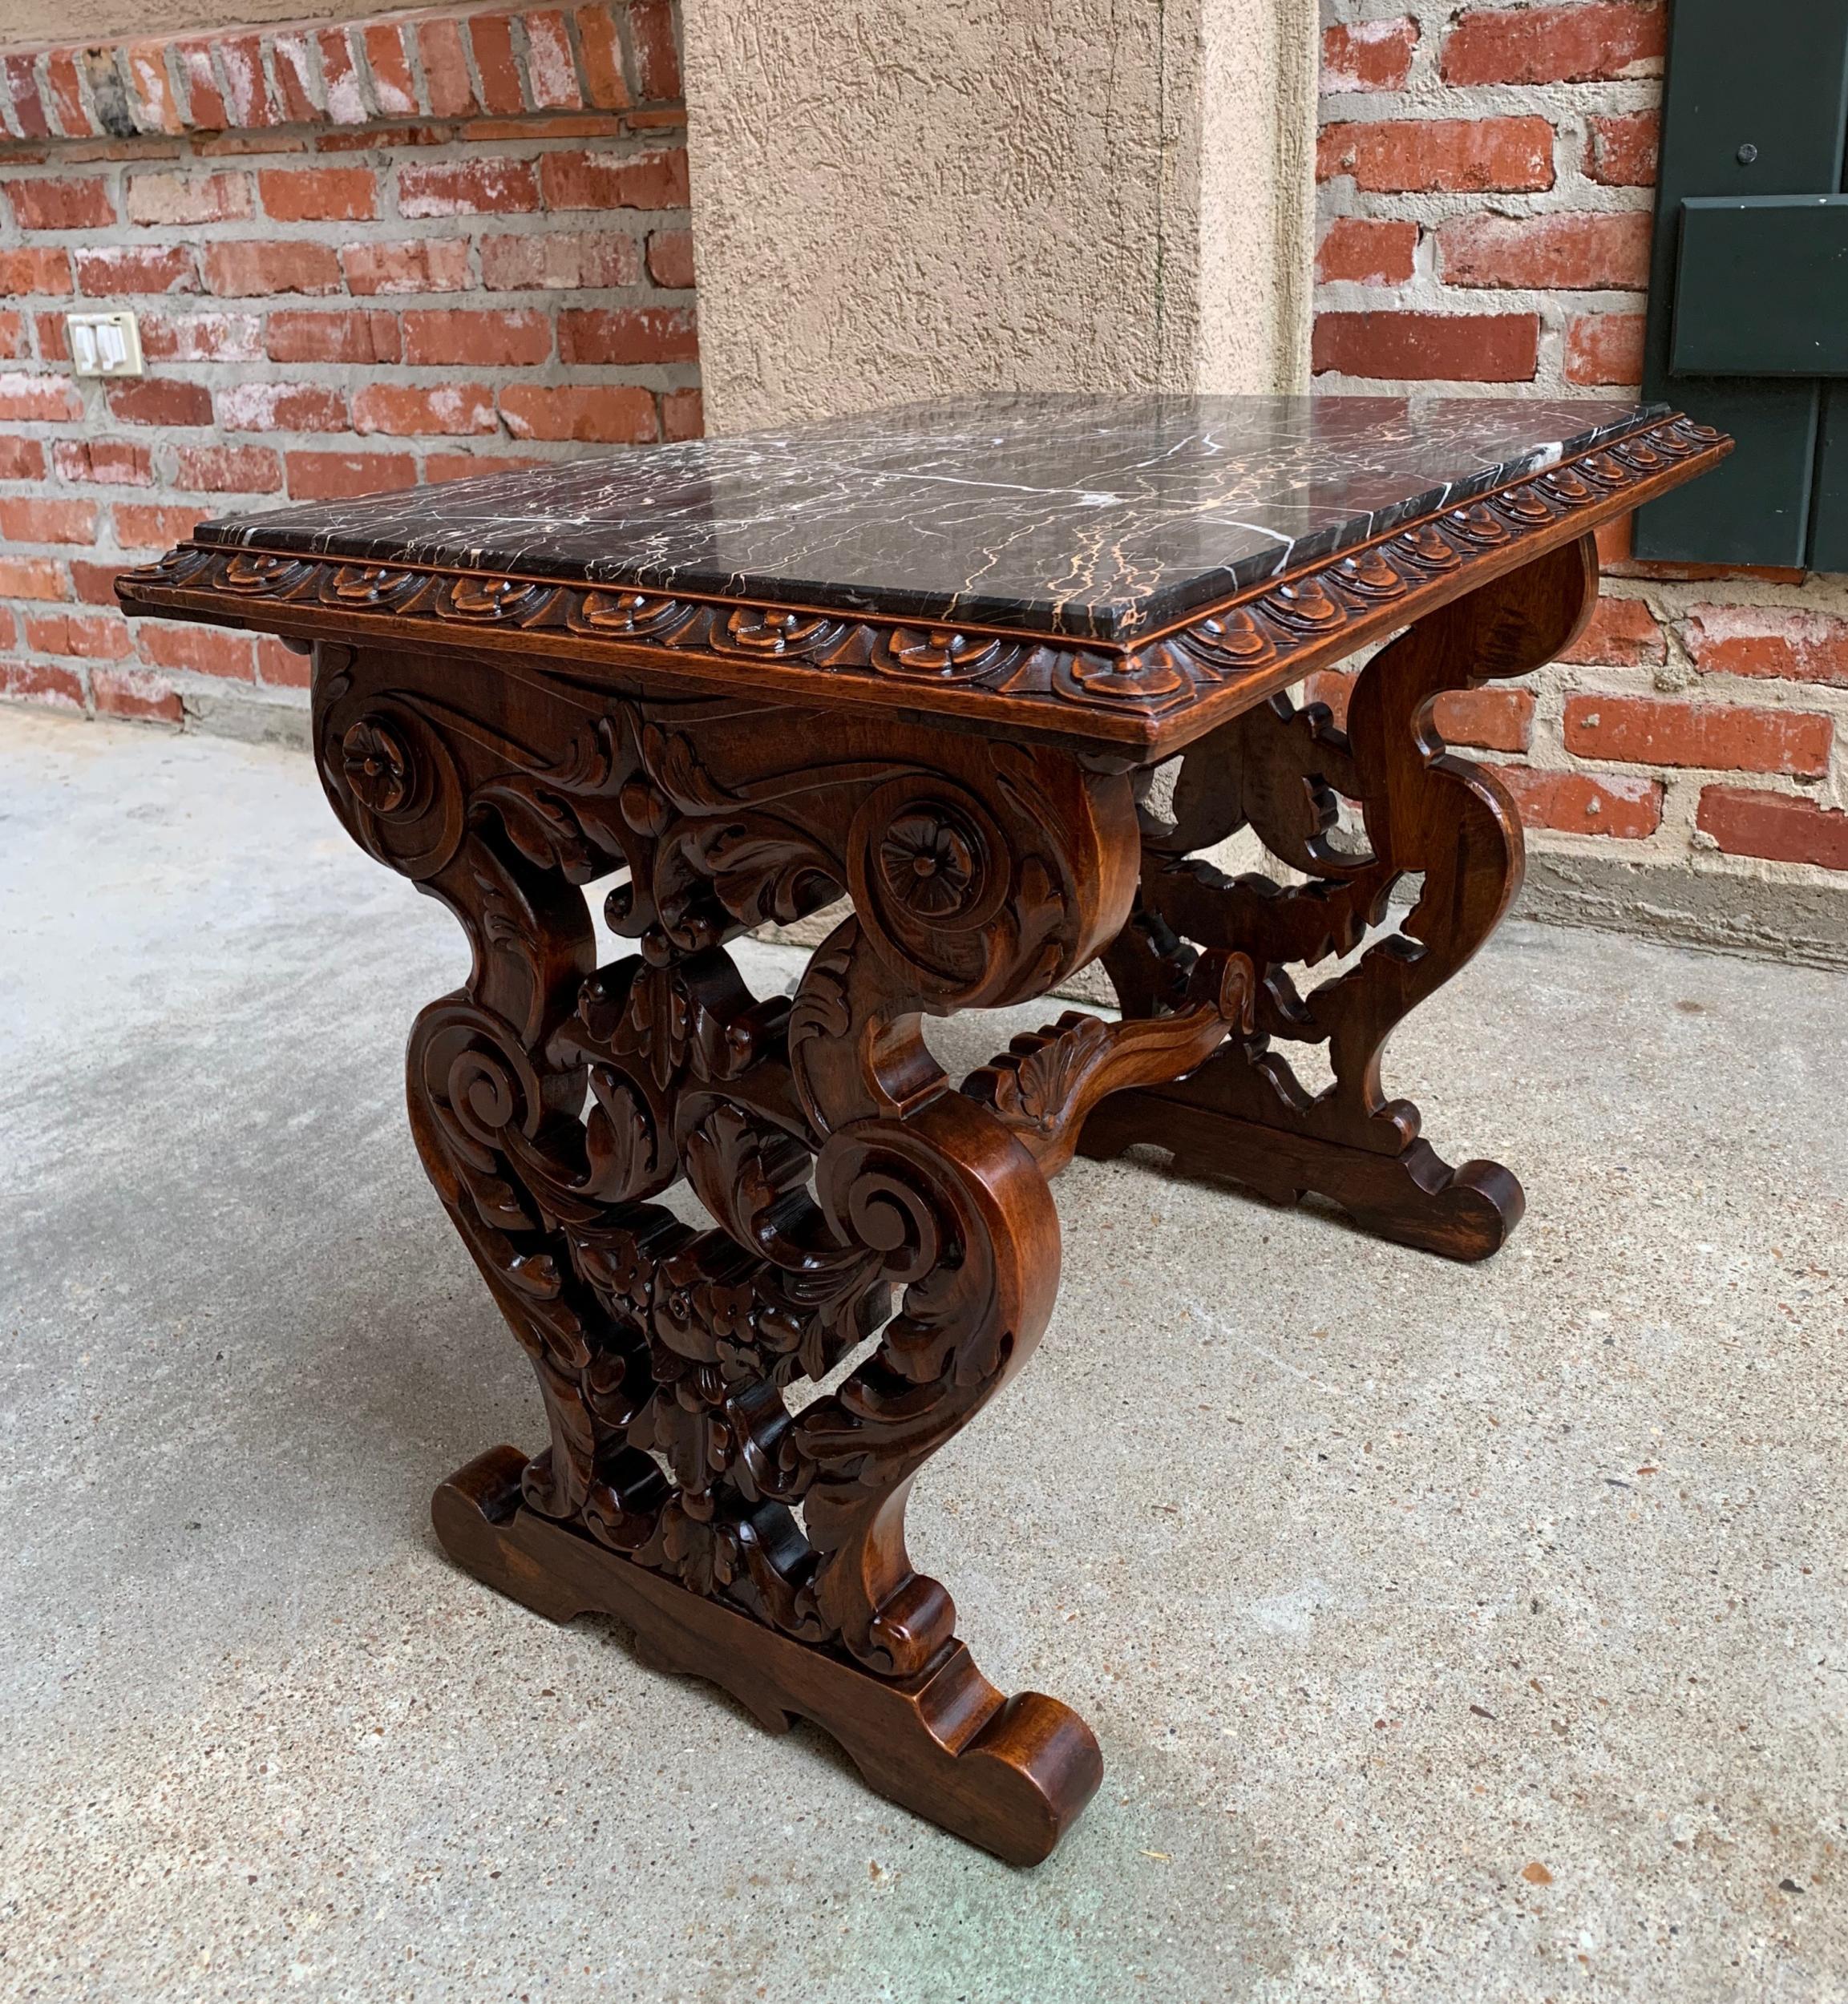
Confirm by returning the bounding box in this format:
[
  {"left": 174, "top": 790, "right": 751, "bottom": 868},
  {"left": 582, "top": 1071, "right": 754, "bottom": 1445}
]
[
  {"left": 313, "top": 650, "right": 1137, "bottom": 1861},
  {"left": 1080, "top": 535, "right": 1599, "bottom": 1262}
]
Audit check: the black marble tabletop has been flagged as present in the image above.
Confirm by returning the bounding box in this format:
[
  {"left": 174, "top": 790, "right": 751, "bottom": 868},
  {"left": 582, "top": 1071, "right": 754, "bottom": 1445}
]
[{"left": 196, "top": 394, "right": 1668, "bottom": 642}]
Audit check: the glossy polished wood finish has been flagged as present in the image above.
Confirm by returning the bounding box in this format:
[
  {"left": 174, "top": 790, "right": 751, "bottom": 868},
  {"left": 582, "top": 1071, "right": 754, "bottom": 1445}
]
[
  {"left": 438, "top": 1447, "right": 1102, "bottom": 1866},
  {"left": 1081, "top": 537, "right": 1599, "bottom": 1261},
  {"left": 310, "top": 643, "right": 1153, "bottom": 1861},
  {"left": 117, "top": 397, "right": 1727, "bottom": 1862}
]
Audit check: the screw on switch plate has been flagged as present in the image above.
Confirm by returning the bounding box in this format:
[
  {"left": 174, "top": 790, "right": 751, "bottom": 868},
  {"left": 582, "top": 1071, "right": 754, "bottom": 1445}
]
[{"left": 65, "top": 310, "right": 144, "bottom": 378}]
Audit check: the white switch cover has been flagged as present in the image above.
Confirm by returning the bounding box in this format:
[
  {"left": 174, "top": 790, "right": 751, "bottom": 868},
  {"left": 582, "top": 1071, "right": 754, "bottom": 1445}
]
[{"left": 65, "top": 311, "right": 144, "bottom": 378}]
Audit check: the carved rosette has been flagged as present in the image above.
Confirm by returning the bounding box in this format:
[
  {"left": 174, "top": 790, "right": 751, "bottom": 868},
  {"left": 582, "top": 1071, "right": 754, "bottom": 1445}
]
[
  {"left": 325, "top": 700, "right": 465, "bottom": 879},
  {"left": 310, "top": 650, "right": 1140, "bottom": 1679}
]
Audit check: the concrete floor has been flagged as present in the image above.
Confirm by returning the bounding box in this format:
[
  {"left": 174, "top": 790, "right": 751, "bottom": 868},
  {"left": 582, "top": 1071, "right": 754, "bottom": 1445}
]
[{"left": 2, "top": 707, "right": 1844, "bottom": 2004}]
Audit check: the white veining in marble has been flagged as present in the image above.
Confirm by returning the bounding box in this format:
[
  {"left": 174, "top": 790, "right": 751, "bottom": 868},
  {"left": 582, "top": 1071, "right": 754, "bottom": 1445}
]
[{"left": 197, "top": 394, "right": 1667, "bottom": 639}]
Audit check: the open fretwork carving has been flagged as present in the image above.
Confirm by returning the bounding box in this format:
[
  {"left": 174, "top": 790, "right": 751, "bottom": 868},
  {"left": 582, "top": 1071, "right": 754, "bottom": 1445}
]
[
  {"left": 316, "top": 648, "right": 1140, "bottom": 1679},
  {"left": 1081, "top": 536, "right": 1601, "bottom": 1262}
]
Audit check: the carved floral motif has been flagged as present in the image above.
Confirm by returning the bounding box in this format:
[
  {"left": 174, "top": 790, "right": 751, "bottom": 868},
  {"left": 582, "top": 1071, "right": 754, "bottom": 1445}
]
[
  {"left": 312, "top": 656, "right": 1136, "bottom": 1679},
  {"left": 877, "top": 807, "right": 983, "bottom": 919},
  {"left": 339, "top": 718, "right": 412, "bottom": 816}
]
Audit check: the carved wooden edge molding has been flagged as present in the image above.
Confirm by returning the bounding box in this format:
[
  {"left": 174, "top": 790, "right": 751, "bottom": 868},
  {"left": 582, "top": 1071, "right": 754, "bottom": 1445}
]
[{"left": 117, "top": 414, "right": 1729, "bottom": 755}]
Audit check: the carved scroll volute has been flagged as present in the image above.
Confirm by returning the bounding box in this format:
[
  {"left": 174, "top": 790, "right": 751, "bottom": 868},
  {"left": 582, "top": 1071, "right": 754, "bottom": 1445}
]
[
  {"left": 774, "top": 741, "right": 1141, "bottom": 1678},
  {"left": 799, "top": 1092, "right": 1061, "bottom": 1676},
  {"left": 314, "top": 689, "right": 467, "bottom": 884},
  {"left": 845, "top": 749, "right": 1141, "bottom": 1012},
  {"left": 1347, "top": 532, "right": 1596, "bottom": 867},
  {"left": 792, "top": 745, "right": 1143, "bottom": 1137},
  {"left": 314, "top": 648, "right": 618, "bottom": 1529},
  {"left": 314, "top": 648, "right": 597, "bottom": 1057}
]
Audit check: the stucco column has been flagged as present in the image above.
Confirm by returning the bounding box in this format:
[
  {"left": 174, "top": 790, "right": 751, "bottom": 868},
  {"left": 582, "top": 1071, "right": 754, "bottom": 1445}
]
[{"left": 679, "top": 0, "right": 1319, "bottom": 432}]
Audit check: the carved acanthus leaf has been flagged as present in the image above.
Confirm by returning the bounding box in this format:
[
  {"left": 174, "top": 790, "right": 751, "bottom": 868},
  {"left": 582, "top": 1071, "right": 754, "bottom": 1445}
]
[{"left": 964, "top": 949, "right": 1255, "bottom": 1174}]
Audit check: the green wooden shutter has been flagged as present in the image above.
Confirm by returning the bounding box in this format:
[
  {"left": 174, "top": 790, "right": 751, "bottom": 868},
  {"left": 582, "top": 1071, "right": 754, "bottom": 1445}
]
[{"left": 1635, "top": 3, "right": 1848, "bottom": 568}]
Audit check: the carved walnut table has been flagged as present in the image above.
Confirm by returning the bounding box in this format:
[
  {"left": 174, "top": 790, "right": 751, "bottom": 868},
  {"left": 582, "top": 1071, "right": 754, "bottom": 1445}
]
[{"left": 119, "top": 394, "right": 1725, "bottom": 1865}]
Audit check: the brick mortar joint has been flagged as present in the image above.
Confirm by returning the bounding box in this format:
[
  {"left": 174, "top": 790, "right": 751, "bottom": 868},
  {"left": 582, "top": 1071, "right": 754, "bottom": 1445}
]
[
  {"left": 0, "top": 2, "right": 680, "bottom": 145},
  {"left": 1520, "top": 681, "right": 1846, "bottom": 810},
  {"left": 0, "top": 97, "right": 704, "bottom": 693}
]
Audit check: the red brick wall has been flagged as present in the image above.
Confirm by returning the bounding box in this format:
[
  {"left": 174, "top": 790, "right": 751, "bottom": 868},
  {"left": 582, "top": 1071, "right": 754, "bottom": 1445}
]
[
  {"left": 1316, "top": 0, "right": 1848, "bottom": 895},
  {"left": 0, "top": 2, "right": 695, "bottom": 729},
  {"left": 4, "top": 3, "right": 1843, "bottom": 919}
]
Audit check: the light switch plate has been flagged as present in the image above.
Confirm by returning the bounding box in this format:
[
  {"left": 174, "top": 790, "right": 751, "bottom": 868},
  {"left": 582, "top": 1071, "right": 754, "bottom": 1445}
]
[{"left": 65, "top": 310, "right": 144, "bottom": 379}]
